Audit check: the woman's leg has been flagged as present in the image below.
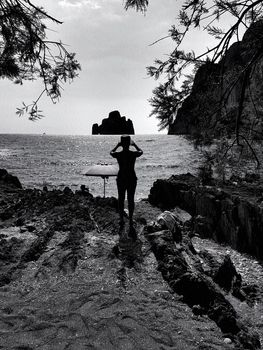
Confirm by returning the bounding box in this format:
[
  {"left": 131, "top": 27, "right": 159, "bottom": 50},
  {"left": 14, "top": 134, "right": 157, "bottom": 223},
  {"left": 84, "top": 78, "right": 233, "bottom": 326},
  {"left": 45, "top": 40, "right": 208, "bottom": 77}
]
[
  {"left": 127, "top": 179, "right": 137, "bottom": 226},
  {"left": 117, "top": 180, "right": 126, "bottom": 225}
]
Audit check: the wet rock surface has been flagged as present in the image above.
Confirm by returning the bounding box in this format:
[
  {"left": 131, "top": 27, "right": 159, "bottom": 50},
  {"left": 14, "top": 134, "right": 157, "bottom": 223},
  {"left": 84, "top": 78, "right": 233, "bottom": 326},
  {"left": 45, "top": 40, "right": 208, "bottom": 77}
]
[{"left": 0, "top": 169, "right": 262, "bottom": 349}]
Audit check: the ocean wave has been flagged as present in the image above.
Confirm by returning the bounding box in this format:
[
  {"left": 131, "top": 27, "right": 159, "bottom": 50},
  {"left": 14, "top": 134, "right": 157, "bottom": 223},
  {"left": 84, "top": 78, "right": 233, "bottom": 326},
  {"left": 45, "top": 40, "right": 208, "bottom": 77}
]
[
  {"left": 0, "top": 148, "right": 12, "bottom": 157},
  {"left": 145, "top": 139, "right": 155, "bottom": 142},
  {"left": 144, "top": 164, "right": 179, "bottom": 169}
]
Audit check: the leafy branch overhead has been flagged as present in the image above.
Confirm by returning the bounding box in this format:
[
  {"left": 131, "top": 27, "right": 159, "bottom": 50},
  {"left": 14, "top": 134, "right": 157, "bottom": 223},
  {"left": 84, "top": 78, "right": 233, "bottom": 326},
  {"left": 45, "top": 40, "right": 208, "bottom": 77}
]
[
  {"left": 127, "top": 0, "right": 263, "bottom": 85},
  {"left": 0, "top": 0, "right": 81, "bottom": 120},
  {"left": 149, "top": 74, "right": 194, "bottom": 131},
  {"left": 128, "top": 2, "right": 263, "bottom": 131}
]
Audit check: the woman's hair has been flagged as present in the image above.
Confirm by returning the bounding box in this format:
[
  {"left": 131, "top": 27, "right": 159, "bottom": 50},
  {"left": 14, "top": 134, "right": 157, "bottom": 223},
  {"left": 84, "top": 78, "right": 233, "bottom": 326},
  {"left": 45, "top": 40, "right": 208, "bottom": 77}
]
[{"left": 120, "top": 135, "right": 131, "bottom": 148}]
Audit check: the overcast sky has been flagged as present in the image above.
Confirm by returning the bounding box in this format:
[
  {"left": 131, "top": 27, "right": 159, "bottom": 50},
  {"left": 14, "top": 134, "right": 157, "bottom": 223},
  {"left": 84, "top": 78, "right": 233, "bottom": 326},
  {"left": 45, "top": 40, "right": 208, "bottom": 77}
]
[{"left": 1, "top": 0, "right": 216, "bottom": 135}]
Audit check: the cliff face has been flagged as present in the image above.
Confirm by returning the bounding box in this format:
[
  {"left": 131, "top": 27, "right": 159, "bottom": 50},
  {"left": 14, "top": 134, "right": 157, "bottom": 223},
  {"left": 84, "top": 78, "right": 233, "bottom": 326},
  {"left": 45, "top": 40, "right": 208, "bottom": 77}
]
[
  {"left": 149, "top": 173, "right": 263, "bottom": 260},
  {"left": 169, "top": 21, "right": 263, "bottom": 139},
  {"left": 92, "top": 110, "right": 135, "bottom": 135}
]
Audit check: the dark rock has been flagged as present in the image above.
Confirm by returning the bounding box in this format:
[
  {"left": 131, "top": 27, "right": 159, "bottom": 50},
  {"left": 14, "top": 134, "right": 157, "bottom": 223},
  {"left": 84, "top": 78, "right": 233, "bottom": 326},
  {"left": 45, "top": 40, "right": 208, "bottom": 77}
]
[
  {"left": 214, "top": 255, "right": 237, "bottom": 292},
  {"left": 80, "top": 184, "right": 86, "bottom": 192},
  {"left": 26, "top": 225, "right": 36, "bottom": 232},
  {"left": 0, "top": 169, "right": 8, "bottom": 177},
  {"left": 63, "top": 186, "right": 73, "bottom": 195},
  {"left": 192, "top": 304, "right": 205, "bottom": 316},
  {"left": 199, "top": 251, "right": 252, "bottom": 303},
  {"left": 110, "top": 244, "right": 120, "bottom": 259},
  {"left": 149, "top": 173, "right": 263, "bottom": 260},
  {"left": 149, "top": 173, "right": 198, "bottom": 211},
  {"left": 0, "top": 273, "right": 11, "bottom": 286},
  {"left": 144, "top": 223, "right": 260, "bottom": 349},
  {"left": 0, "top": 209, "right": 14, "bottom": 221},
  {"left": 168, "top": 21, "right": 263, "bottom": 139},
  {"left": 92, "top": 110, "right": 135, "bottom": 135},
  {"left": 244, "top": 173, "right": 260, "bottom": 183},
  {"left": 0, "top": 169, "right": 22, "bottom": 189},
  {"left": 76, "top": 185, "right": 93, "bottom": 198},
  {"left": 15, "top": 217, "right": 25, "bottom": 226}
]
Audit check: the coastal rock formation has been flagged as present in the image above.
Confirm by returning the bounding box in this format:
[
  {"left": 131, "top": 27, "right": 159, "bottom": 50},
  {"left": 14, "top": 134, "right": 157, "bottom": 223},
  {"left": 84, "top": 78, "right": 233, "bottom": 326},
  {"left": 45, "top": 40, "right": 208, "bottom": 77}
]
[
  {"left": 0, "top": 169, "right": 262, "bottom": 349},
  {"left": 0, "top": 168, "right": 22, "bottom": 189},
  {"left": 149, "top": 173, "right": 263, "bottom": 260},
  {"left": 169, "top": 21, "right": 263, "bottom": 138},
  {"left": 145, "top": 213, "right": 260, "bottom": 349},
  {"left": 92, "top": 110, "right": 135, "bottom": 135}
]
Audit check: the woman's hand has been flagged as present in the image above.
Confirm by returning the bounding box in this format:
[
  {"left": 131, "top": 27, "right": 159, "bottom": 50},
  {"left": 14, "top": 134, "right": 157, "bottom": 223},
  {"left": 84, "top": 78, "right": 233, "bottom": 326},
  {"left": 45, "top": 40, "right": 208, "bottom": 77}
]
[
  {"left": 130, "top": 140, "right": 143, "bottom": 155},
  {"left": 110, "top": 142, "right": 121, "bottom": 155}
]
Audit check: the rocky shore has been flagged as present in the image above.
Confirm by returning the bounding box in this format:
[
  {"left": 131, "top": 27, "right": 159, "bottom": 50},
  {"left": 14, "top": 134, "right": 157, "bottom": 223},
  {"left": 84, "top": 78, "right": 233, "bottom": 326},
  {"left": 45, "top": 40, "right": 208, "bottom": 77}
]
[
  {"left": 0, "top": 169, "right": 262, "bottom": 349},
  {"left": 149, "top": 173, "right": 263, "bottom": 260}
]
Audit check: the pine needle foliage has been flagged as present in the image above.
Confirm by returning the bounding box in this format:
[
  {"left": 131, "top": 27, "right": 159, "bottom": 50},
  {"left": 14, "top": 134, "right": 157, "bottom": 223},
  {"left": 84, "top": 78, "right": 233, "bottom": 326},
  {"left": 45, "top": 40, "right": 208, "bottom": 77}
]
[
  {"left": 0, "top": 0, "right": 81, "bottom": 120},
  {"left": 142, "top": 0, "right": 263, "bottom": 90},
  {"left": 124, "top": 0, "right": 149, "bottom": 12},
  {"left": 149, "top": 74, "right": 194, "bottom": 131}
]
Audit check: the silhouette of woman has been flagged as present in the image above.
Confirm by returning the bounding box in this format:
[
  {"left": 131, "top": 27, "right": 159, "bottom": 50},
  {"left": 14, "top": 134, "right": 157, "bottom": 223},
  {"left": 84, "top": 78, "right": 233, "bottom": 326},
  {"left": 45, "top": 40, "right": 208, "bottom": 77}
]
[{"left": 110, "top": 135, "right": 143, "bottom": 227}]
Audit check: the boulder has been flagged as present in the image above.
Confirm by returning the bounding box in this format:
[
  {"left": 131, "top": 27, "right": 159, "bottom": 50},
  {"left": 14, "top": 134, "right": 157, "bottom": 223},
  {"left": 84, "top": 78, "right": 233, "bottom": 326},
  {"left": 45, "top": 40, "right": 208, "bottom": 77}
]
[{"left": 0, "top": 169, "right": 22, "bottom": 189}]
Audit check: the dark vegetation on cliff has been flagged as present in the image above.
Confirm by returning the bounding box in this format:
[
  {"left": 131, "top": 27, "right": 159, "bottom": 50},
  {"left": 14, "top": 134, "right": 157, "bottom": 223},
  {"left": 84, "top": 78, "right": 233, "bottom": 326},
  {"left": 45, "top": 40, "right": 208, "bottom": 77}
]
[{"left": 168, "top": 21, "right": 263, "bottom": 143}]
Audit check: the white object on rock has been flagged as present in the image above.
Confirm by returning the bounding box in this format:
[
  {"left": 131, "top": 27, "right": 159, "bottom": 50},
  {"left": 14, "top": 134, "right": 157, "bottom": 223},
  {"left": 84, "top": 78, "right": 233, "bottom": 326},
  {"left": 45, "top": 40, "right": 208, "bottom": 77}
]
[
  {"left": 157, "top": 211, "right": 178, "bottom": 232},
  {"left": 224, "top": 338, "right": 232, "bottom": 344}
]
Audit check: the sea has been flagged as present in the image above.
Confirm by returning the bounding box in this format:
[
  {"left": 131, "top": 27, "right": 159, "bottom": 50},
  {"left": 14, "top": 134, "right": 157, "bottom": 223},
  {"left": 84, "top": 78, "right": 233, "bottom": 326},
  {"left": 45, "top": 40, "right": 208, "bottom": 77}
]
[{"left": 0, "top": 134, "right": 203, "bottom": 199}]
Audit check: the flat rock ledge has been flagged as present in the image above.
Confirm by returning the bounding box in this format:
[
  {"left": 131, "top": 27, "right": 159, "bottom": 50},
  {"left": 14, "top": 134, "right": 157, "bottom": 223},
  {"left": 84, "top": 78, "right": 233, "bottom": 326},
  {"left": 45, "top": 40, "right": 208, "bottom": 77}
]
[{"left": 149, "top": 173, "right": 263, "bottom": 260}]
